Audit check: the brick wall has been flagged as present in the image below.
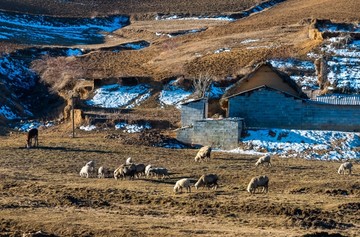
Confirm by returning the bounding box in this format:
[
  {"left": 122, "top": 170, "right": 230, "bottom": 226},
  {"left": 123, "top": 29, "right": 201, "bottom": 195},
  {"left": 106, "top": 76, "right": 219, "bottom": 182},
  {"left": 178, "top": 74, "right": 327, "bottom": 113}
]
[
  {"left": 177, "top": 118, "right": 244, "bottom": 149},
  {"left": 228, "top": 87, "right": 360, "bottom": 131},
  {"left": 180, "top": 99, "right": 207, "bottom": 127}
]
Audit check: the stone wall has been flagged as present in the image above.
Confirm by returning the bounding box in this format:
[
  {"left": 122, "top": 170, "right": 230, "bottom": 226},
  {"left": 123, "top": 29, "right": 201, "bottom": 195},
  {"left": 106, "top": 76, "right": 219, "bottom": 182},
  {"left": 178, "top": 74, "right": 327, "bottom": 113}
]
[
  {"left": 227, "top": 87, "right": 360, "bottom": 131},
  {"left": 177, "top": 118, "right": 244, "bottom": 149}
]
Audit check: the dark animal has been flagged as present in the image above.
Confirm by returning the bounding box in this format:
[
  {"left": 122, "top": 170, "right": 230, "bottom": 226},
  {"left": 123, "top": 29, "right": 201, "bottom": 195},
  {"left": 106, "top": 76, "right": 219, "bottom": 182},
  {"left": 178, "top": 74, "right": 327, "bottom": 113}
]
[{"left": 26, "top": 128, "right": 38, "bottom": 148}]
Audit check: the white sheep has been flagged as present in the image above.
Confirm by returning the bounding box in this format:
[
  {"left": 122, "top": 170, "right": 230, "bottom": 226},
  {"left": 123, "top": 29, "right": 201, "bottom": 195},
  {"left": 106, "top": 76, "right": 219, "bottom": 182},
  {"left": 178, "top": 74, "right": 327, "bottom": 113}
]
[
  {"left": 86, "top": 160, "right": 96, "bottom": 172},
  {"left": 79, "top": 164, "right": 92, "bottom": 178},
  {"left": 147, "top": 167, "right": 169, "bottom": 179},
  {"left": 247, "top": 175, "right": 269, "bottom": 194},
  {"left": 174, "top": 178, "right": 191, "bottom": 193},
  {"left": 145, "top": 164, "right": 152, "bottom": 177},
  {"left": 338, "top": 162, "right": 353, "bottom": 175},
  {"left": 126, "top": 157, "right": 133, "bottom": 165},
  {"left": 194, "top": 174, "right": 218, "bottom": 190},
  {"left": 255, "top": 154, "right": 271, "bottom": 167},
  {"left": 194, "top": 146, "right": 212, "bottom": 162},
  {"left": 98, "top": 166, "right": 105, "bottom": 178}
]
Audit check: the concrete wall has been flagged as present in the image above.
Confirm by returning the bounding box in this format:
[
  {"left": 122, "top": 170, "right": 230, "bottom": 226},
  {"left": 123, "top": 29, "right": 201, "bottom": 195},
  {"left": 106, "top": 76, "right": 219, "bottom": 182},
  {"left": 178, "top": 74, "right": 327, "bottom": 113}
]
[
  {"left": 180, "top": 99, "right": 207, "bottom": 127},
  {"left": 177, "top": 118, "right": 244, "bottom": 149},
  {"left": 228, "top": 87, "right": 360, "bottom": 131}
]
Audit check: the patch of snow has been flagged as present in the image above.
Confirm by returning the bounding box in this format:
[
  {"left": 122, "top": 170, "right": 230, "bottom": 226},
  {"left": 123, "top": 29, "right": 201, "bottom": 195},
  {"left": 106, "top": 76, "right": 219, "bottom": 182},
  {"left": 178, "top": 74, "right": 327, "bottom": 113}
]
[
  {"left": 66, "top": 48, "right": 83, "bottom": 56},
  {"left": 290, "top": 75, "right": 319, "bottom": 90},
  {"left": 155, "top": 15, "right": 235, "bottom": 21},
  {"left": 115, "top": 122, "right": 151, "bottom": 133},
  {"left": 159, "top": 81, "right": 192, "bottom": 108},
  {"left": 123, "top": 42, "right": 148, "bottom": 50},
  {"left": 214, "top": 48, "right": 231, "bottom": 54},
  {"left": 208, "top": 84, "right": 225, "bottom": 99},
  {"left": 80, "top": 125, "right": 97, "bottom": 131},
  {"left": 222, "top": 129, "right": 360, "bottom": 160},
  {"left": 125, "top": 92, "right": 151, "bottom": 109},
  {"left": 321, "top": 37, "right": 360, "bottom": 91},
  {"left": 246, "top": 45, "right": 271, "bottom": 49},
  {"left": 0, "top": 10, "right": 129, "bottom": 45},
  {"left": 241, "top": 39, "right": 260, "bottom": 44},
  {"left": 14, "top": 120, "right": 54, "bottom": 132},
  {"left": 0, "top": 105, "right": 19, "bottom": 119},
  {"left": 86, "top": 84, "right": 150, "bottom": 108},
  {"left": 269, "top": 59, "right": 315, "bottom": 71}
]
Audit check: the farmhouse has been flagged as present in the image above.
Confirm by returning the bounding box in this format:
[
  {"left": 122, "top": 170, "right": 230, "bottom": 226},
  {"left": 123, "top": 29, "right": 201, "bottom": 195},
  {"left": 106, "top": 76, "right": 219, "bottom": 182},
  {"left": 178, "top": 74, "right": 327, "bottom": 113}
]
[{"left": 177, "top": 62, "right": 360, "bottom": 149}]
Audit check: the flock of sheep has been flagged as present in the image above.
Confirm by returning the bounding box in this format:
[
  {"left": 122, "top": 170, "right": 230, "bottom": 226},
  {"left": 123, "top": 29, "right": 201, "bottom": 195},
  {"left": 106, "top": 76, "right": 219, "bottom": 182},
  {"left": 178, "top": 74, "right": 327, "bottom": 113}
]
[{"left": 79, "top": 145, "right": 354, "bottom": 195}]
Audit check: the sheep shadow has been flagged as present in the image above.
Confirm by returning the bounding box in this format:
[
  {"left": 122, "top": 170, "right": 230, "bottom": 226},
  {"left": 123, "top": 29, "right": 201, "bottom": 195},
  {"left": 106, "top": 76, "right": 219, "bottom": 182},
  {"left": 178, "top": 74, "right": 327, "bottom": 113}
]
[
  {"left": 142, "top": 175, "right": 197, "bottom": 185},
  {"left": 215, "top": 157, "right": 255, "bottom": 162},
  {"left": 17, "top": 145, "right": 116, "bottom": 154},
  {"left": 287, "top": 166, "right": 308, "bottom": 170}
]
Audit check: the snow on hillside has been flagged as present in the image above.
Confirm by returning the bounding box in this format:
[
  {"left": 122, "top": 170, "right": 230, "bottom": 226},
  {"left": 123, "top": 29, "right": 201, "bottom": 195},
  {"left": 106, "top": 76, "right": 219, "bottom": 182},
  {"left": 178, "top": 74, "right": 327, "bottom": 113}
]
[
  {"left": 321, "top": 38, "right": 360, "bottom": 92},
  {"left": 155, "top": 0, "right": 286, "bottom": 21},
  {"left": 0, "top": 105, "right": 19, "bottom": 119},
  {"left": 85, "top": 84, "right": 151, "bottom": 108},
  {"left": 0, "top": 10, "right": 129, "bottom": 45},
  {"left": 269, "top": 37, "right": 360, "bottom": 93}
]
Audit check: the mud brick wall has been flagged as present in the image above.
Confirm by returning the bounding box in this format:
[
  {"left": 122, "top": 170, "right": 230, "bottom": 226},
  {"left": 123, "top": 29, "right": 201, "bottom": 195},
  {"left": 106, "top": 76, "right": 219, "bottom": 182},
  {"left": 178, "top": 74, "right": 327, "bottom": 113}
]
[
  {"left": 228, "top": 87, "right": 360, "bottom": 131},
  {"left": 177, "top": 118, "right": 244, "bottom": 149}
]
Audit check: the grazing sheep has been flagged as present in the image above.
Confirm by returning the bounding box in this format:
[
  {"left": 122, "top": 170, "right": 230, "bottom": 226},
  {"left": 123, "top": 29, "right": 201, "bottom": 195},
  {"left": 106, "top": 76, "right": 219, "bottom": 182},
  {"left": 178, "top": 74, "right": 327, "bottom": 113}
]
[
  {"left": 98, "top": 166, "right": 105, "bottom": 178},
  {"left": 114, "top": 165, "right": 124, "bottom": 180},
  {"left": 126, "top": 157, "right": 133, "bottom": 165},
  {"left": 134, "top": 163, "right": 146, "bottom": 178},
  {"left": 145, "top": 164, "right": 152, "bottom": 177},
  {"left": 255, "top": 154, "right": 271, "bottom": 167},
  {"left": 174, "top": 178, "right": 191, "bottom": 193},
  {"left": 86, "top": 160, "right": 96, "bottom": 172},
  {"left": 79, "top": 164, "right": 92, "bottom": 178},
  {"left": 114, "top": 164, "right": 136, "bottom": 180},
  {"left": 338, "top": 162, "right": 353, "bottom": 175},
  {"left": 26, "top": 128, "right": 39, "bottom": 148},
  {"left": 247, "top": 175, "right": 269, "bottom": 194},
  {"left": 148, "top": 167, "right": 170, "bottom": 179},
  {"left": 194, "top": 146, "right": 212, "bottom": 162},
  {"left": 194, "top": 174, "right": 218, "bottom": 190}
]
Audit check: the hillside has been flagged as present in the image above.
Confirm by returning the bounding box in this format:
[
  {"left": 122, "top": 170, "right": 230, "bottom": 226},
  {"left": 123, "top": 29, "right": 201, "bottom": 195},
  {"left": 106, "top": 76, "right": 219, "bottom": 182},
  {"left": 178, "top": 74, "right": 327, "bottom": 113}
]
[{"left": 1, "top": 0, "right": 360, "bottom": 128}]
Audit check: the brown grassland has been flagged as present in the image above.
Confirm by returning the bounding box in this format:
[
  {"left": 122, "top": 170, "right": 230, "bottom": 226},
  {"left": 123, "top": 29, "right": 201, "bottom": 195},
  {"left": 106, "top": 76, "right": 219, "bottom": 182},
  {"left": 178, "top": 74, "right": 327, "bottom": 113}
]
[
  {"left": 0, "top": 127, "right": 359, "bottom": 236},
  {"left": 1, "top": 0, "right": 360, "bottom": 236}
]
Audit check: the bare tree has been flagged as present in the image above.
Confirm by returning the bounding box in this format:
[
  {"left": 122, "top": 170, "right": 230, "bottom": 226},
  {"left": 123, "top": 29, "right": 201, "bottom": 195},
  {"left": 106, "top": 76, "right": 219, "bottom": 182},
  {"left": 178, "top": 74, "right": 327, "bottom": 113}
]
[{"left": 193, "top": 73, "right": 213, "bottom": 98}]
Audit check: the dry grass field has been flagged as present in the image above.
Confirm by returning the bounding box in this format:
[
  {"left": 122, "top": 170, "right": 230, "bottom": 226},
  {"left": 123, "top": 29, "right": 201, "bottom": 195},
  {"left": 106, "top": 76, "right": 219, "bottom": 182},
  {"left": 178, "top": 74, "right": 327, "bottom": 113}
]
[
  {"left": 0, "top": 127, "right": 359, "bottom": 236},
  {"left": 1, "top": 0, "right": 360, "bottom": 236}
]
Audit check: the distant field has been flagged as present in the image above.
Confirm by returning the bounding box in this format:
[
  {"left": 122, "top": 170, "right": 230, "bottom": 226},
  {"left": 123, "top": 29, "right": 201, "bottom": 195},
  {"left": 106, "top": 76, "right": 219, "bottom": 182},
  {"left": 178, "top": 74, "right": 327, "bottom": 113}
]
[
  {"left": 0, "top": 0, "right": 265, "bottom": 17},
  {"left": 0, "top": 127, "right": 359, "bottom": 236}
]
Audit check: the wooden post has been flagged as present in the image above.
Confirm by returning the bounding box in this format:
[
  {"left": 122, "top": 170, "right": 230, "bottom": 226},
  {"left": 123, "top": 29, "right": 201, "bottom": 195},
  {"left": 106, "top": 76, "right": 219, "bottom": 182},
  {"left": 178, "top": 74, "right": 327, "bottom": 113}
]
[{"left": 72, "top": 95, "right": 75, "bottom": 138}]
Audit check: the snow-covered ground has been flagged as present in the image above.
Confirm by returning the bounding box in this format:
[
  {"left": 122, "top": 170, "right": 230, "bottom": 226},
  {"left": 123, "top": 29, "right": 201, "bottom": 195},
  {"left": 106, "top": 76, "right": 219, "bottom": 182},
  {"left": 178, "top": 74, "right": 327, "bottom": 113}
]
[
  {"left": 86, "top": 84, "right": 151, "bottom": 108},
  {"left": 81, "top": 79, "right": 360, "bottom": 160},
  {"left": 230, "top": 129, "right": 360, "bottom": 160}
]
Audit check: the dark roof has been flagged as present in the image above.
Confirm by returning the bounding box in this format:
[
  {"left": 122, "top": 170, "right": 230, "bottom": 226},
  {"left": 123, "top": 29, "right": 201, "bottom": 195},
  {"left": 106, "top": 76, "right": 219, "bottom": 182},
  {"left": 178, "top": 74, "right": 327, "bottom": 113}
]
[
  {"left": 180, "top": 97, "right": 207, "bottom": 105},
  {"left": 224, "top": 85, "right": 305, "bottom": 100},
  {"left": 222, "top": 61, "right": 308, "bottom": 99}
]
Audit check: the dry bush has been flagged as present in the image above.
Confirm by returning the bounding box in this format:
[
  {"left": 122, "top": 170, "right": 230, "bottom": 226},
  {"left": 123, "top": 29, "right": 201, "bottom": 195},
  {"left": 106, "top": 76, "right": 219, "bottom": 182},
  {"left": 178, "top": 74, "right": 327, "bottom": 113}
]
[
  {"left": 332, "top": 33, "right": 353, "bottom": 49},
  {"left": 31, "top": 55, "right": 86, "bottom": 93}
]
